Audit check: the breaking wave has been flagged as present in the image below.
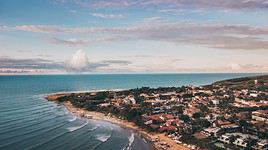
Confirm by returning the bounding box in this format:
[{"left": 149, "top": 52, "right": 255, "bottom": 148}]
[
  {"left": 67, "top": 121, "right": 88, "bottom": 132},
  {"left": 123, "top": 133, "right": 135, "bottom": 150},
  {"left": 143, "top": 138, "right": 147, "bottom": 143},
  {"left": 89, "top": 126, "right": 98, "bottom": 131},
  {"left": 95, "top": 134, "right": 112, "bottom": 142},
  {"left": 68, "top": 116, "right": 77, "bottom": 122}
]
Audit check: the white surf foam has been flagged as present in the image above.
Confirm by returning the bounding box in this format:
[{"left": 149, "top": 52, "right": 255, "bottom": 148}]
[
  {"left": 89, "top": 126, "right": 98, "bottom": 131},
  {"left": 123, "top": 133, "right": 135, "bottom": 150},
  {"left": 95, "top": 134, "right": 111, "bottom": 142},
  {"left": 67, "top": 121, "right": 88, "bottom": 132},
  {"left": 142, "top": 138, "right": 147, "bottom": 143},
  {"left": 68, "top": 116, "right": 77, "bottom": 122}
]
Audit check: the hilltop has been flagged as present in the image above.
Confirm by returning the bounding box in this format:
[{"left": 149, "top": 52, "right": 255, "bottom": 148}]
[{"left": 213, "top": 75, "right": 268, "bottom": 90}]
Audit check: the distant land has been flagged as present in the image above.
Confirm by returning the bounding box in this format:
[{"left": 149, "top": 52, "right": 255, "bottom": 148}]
[{"left": 47, "top": 75, "right": 268, "bottom": 150}]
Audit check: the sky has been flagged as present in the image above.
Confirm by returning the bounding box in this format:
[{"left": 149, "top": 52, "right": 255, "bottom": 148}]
[{"left": 0, "top": 0, "right": 268, "bottom": 74}]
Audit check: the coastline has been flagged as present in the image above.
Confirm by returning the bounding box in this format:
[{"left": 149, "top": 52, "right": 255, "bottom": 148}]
[
  {"left": 46, "top": 75, "right": 268, "bottom": 150},
  {"left": 63, "top": 101, "right": 190, "bottom": 150}
]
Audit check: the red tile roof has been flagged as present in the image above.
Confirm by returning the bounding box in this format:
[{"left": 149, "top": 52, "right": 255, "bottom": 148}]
[{"left": 149, "top": 124, "right": 160, "bottom": 129}]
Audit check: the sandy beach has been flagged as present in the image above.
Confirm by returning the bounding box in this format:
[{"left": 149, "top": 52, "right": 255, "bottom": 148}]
[{"left": 63, "top": 101, "right": 190, "bottom": 150}]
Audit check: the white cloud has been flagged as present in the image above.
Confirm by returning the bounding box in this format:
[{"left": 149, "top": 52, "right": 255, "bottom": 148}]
[
  {"left": 90, "top": 13, "right": 124, "bottom": 19},
  {"left": 0, "top": 25, "right": 9, "bottom": 31},
  {"left": 13, "top": 23, "right": 268, "bottom": 35},
  {"left": 48, "top": 37, "right": 90, "bottom": 45},
  {"left": 47, "top": 36, "right": 131, "bottom": 46},
  {"left": 226, "top": 63, "right": 268, "bottom": 72},
  {"left": 228, "top": 64, "right": 243, "bottom": 70},
  {"left": 69, "top": 10, "right": 77, "bottom": 13},
  {"left": 0, "top": 56, "right": 134, "bottom": 73},
  {"left": 66, "top": 50, "right": 89, "bottom": 71},
  {"left": 5, "top": 22, "right": 268, "bottom": 50},
  {"left": 57, "top": 0, "right": 268, "bottom": 10}
]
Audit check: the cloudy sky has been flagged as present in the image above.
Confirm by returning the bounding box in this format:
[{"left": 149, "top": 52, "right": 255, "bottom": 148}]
[{"left": 1, "top": 0, "right": 268, "bottom": 74}]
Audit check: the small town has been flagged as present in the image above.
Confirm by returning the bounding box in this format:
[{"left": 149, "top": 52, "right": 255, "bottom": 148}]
[
  {"left": 2, "top": 0, "right": 268, "bottom": 150},
  {"left": 50, "top": 75, "right": 268, "bottom": 150}
]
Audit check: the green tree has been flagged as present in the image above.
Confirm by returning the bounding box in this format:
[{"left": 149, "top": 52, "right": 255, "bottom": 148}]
[{"left": 179, "top": 114, "right": 191, "bottom": 123}]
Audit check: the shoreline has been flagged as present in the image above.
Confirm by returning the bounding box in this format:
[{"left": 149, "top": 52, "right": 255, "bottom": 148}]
[
  {"left": 63, "top": 101, "right": 190, "bottom": 150},
  {"left": 46, "top": 74, "right": 268, "bottom": 150}
]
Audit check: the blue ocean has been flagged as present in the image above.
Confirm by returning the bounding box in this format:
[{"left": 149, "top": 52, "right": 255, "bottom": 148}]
[{"left": 0, "top": 73, "right": 263, "bottom": 150}]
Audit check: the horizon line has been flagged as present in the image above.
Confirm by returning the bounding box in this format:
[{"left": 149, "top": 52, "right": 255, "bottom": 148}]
[{"left": 0, "top": 72, "right": 267, "bottom": 76}]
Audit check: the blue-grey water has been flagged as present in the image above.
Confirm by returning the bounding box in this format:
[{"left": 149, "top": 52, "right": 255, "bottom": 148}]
[{"left": 0, "top": 73, "right": 264, "bottom": 150}]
